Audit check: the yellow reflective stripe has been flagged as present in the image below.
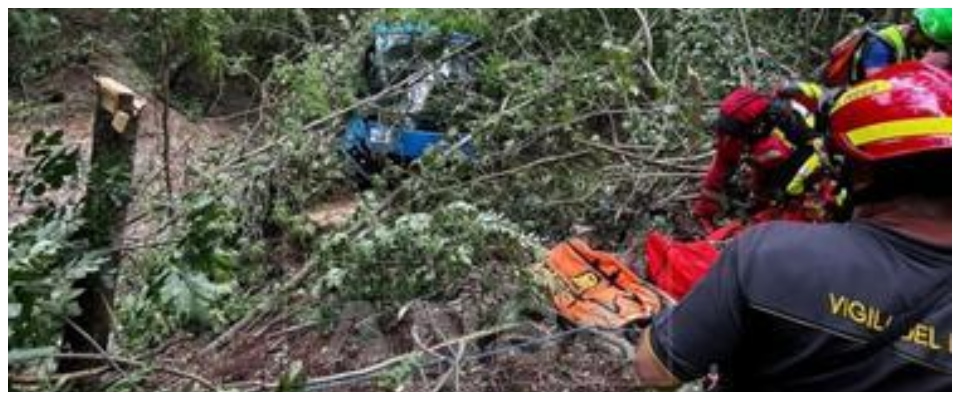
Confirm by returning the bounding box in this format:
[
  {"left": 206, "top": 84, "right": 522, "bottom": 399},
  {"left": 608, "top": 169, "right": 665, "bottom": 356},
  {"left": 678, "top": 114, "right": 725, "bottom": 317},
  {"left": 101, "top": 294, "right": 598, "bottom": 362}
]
[
  {"left": 799, "top": 82, "right": 824, "bottom": 103},
  {"left": 847, "top": 117, "right": 952, "bottom": 146},
  {"left": 770, "top": 128, "right": 796, "bottom": 150},
  {"left": 877, "top": 26, "right": 907, "bottom": 60},
  {"left": 786, "top": 154, "right": 822, "bottom": 196}
]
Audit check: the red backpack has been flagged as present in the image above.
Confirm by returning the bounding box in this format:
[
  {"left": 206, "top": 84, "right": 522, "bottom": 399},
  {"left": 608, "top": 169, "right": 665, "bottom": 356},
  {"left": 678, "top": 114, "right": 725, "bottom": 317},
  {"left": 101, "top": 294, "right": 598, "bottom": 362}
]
[
  {"left": 644, "top": 222, "right": 744, "bottom": 300},
  {"left": 821, "top": 27, "right": 876, "bottom": 87}
]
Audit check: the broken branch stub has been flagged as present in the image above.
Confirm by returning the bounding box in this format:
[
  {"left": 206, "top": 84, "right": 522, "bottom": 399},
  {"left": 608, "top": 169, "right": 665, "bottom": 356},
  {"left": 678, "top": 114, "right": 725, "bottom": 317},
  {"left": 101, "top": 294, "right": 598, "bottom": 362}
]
[
  {"left": 93, "top": 75, "right": 146, "bottom": 133},
  {"left": 58, "top": 76, "right": 146, "bottom": 378}
]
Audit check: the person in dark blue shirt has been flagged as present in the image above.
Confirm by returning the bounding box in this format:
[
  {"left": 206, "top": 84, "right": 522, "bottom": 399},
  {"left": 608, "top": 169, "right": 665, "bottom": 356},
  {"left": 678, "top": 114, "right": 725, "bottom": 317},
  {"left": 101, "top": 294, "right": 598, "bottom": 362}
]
[{"left": 634, "top": 63, "right": 952, "bottom": 391}]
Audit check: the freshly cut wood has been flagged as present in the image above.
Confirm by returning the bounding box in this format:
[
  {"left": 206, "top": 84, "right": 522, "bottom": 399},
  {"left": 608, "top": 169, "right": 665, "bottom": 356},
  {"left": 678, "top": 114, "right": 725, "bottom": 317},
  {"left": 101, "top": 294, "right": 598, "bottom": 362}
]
[{"left": 306, "top": 194, "right": 361, "bottom": 228}]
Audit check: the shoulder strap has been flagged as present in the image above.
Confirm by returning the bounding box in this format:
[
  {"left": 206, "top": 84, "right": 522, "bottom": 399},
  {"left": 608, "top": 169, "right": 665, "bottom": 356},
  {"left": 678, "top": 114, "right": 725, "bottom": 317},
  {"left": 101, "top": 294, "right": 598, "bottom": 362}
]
[
  {"left": 849, "top": 28, "right": 879, "bottom": 83},
  {"left": 874, "top": 25, "right": 908, "bottom": 60}
]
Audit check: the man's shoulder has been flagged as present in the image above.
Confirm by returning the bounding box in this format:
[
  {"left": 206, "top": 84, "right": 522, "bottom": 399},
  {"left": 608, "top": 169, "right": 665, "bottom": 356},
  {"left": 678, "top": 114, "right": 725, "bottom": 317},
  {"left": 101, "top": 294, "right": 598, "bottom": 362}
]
[
  {"left": 723, "top": 221, "right": 872, "bottom": 298},
  {"left": 732, "top": 221, "right": 859, "bottom": 261}
]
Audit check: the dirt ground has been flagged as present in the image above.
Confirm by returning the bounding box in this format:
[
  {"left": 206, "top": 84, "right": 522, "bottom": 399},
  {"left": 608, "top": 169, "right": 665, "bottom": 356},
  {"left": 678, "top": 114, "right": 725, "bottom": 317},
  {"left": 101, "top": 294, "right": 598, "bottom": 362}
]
[
  {"left": 7, "top": 49, "right": 239, "bottom": 238},
  {"left": 143, "top": 300, "right": 649, "bottom": 391}
]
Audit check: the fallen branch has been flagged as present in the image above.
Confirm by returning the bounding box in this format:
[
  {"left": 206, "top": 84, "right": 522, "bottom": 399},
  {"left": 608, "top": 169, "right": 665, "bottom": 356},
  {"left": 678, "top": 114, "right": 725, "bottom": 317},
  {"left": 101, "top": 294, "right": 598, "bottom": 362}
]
[
  {"left": 738, "top": 9, "right": 760, "bottom": 84},
  {"left": 305, "top": 323, "right": 520, "bottom": 389},
  {"left": 419, "top": 150, "right": 593, "bottom": 202},
  {"left": 411, "top": 324, "right": 450, "bottom": 364},
  {"left": 12, "top": 352, "right": 219, "bottom": 391},
  {"left": 631, "top": 9, "right": 665, "bottom": 89},
  {"left": 469, "top": 150, "right": 593, "bottom": 186},
  {"left": 229, "top": 323, "right": 524, "bottom": 391},
  {"left": 264, "top": 320, "right": 322, "bottom": 340},
  {"left": 572, "top": 138, "right": 707, "bottom": 173},
  {"left": 202, "top": 299, "right": 271, "bottom": 354},
  {"left": 205, "top": 173, "right": 415, "bottom": 355},
  {"left": 431, "top": 341, "right": 466, "bottom": 391},
  {"left": 62, "top": 318, "right": 130, "bottom": 380},
  {"left": 657, "top": 151, "right": 714, "bottom": 164},
  {"left": 9, "top": 366, "right": 110, "bottom": 387}
]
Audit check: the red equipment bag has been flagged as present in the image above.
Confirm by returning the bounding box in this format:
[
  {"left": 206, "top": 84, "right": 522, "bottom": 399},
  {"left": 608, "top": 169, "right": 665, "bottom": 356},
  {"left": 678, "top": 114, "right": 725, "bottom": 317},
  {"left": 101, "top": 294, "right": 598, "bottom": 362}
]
[
  {"left": 821, "top": 27, "right": 875, "bottom": 87},
  {"left": 644, "top": 222, "right": 744, "bottom": 300}
]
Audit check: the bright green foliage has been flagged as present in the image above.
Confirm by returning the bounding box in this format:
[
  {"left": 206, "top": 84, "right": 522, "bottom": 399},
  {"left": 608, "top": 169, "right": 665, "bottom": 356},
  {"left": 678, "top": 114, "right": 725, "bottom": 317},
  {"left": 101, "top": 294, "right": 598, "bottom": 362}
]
[
  {"left": 310, "top": 201, "right": 541, "bottom": 307},
  {"left": 8, "top": 10, "right": 91, "bottom": 86},
  {"left": 7, "top": 131, "right": 104, "bottom": 356},
  {"left": 118, "top": 189, "right": 243, "bottom": 348},
  {"left": 6, "top": 9, "right": 879, "bottom": 390}
]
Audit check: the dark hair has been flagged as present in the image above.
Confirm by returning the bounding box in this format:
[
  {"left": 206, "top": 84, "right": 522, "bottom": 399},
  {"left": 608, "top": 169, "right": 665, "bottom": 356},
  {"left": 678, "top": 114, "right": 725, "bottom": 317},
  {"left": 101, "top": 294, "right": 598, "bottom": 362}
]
[{"left": 852, "top": 151, "right": 951, "bottom": 204}]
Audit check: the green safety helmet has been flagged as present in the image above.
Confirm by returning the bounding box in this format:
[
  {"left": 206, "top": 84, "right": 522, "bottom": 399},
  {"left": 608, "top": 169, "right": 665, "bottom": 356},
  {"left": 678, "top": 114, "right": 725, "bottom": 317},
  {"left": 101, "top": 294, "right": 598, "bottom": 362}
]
[{"left": 914, "top": 8, "right": 952, "bottom": 46}]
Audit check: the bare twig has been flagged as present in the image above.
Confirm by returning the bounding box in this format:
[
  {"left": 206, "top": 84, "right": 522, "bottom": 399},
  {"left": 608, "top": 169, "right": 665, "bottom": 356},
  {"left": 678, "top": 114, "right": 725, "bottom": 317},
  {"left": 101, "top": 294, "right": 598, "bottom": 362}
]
[
  {"left": 418, "top": 150, "right": 594, "bottom": 204},
  {"left": 157, "top": 17, "right": 175, "bottom": 215},
  {"left": 657, "top": 151, "right": 714, "bottom": 164},
  {"left": 468, "top": 150, "right": 593, "bottom": 186},
  {"left": 264, "top": 321, "right": 322, "bottom": 340},
  {"left": 737, "top": 9, "right": 759, "bottom": 84},
  {"left": 9, "top": 366, "right": 111, "bottom": 388},
  {"left": 62, "top": 318, "right": 129, "bottom": 380},
  {"left": 296, "top": 323, "right": 523, "bottom": 391},
  {"left": 572, "top": 138, "right": 706, "bottom": 173},
  {"left": 808, "top": 9, "right": 827, "bottom": 50},
  {"left": 596, "top": 9, "right": 614, "bottom": 41},
  {"left": 756, "top": 48, "right": 800, "bottom": 77},
  {"left": 451, "top": 340, "right": 466, "bottom": 391},
  {"left": 202, "top": 300, "right": 268, "bottom": 354},
  {"left": 632, "top": 9, "right": 655, "bottom": 62},
  {"left": 251, "top": 310, "right": 295, "bottom": 338},
  {"left": 14, "top": 353, "right": 219, "bottom": 391},
  {"left": 431, "top": 341, "right": 466, "bottom": 392},
  {"left": 652, "top": 181, "right": 694, "bottom": 208},
  {"left": 632, "top": 9, "right": 664, "bottom": 88}
]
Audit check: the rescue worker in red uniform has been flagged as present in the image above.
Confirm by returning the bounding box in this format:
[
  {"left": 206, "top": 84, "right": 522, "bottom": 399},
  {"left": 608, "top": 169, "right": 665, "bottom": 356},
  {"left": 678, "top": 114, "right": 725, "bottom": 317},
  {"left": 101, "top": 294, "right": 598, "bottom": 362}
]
[
  {"left": 635, "top": 62, "right": 951, "bottom": 391},
  {"left": 691, "top": 81, "right": 842, "bottom": 230}
]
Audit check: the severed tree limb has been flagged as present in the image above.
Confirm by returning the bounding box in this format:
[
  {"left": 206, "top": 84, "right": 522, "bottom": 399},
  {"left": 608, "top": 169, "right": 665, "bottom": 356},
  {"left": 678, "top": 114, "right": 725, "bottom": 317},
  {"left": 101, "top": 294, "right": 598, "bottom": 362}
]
[
  {"left": 572, "top": 138, "right": 707, "bottom": 173},
  {"left": 467, "top": 150, "right": 593, "bottom": 186},
  {"left": 59, "top": 76, "right": 145, "bottom": 377},
  {"left": 13, "top": 352, "right": 219, "bottom": 391},
  {"left": 62, "top": 318, "right": 130, "bottom": 380},
  {"left": 9, "top": 366, "right": 111, "bottom": 388},
  {"left": 228, "top": 323, "right": 524, "bottom": 391}
]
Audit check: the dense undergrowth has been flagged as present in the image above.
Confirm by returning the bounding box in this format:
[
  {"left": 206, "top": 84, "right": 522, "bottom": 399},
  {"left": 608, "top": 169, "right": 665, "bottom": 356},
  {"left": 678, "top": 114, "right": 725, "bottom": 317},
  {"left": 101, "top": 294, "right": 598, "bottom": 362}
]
[{"left": 7, "top": 8, "right": 883, "bottom": 390}]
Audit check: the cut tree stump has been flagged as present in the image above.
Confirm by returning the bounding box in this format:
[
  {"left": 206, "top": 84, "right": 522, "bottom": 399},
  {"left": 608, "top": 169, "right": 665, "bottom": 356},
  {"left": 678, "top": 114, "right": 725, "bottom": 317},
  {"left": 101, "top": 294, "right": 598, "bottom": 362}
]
[{"left": 58, "top": 76, "right": 146, "bottom": 375}]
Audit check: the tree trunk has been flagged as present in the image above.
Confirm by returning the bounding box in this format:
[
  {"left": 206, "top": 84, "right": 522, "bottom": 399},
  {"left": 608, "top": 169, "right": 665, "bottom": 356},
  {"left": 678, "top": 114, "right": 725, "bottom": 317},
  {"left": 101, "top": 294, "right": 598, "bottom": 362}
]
[{"left": 58, "top": 76, "right": 145, "bottom": 375}]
